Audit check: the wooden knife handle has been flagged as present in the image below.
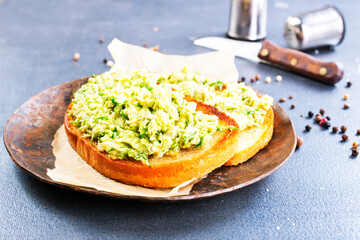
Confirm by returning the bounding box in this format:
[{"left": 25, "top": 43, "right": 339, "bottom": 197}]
[{"left": 257, "top": 40, "right": 343, "bottom": 85}]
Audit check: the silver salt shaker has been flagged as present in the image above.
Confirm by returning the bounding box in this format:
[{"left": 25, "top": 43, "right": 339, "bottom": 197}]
[
  {"left": 284, "top": 6, "right": 345, "bottom": 50},
  {"left": 227, "top": 0, "right": 267, "bottom": 41}
]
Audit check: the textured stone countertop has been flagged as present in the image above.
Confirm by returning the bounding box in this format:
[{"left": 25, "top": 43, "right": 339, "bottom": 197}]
[{"left": 1, "top": 0, "right": 359, "bottom": 239}]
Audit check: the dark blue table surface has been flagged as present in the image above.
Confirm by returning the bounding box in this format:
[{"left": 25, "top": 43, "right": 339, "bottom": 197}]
[{"left": 1, "top": 0, "right": 360, "bottom": 239}]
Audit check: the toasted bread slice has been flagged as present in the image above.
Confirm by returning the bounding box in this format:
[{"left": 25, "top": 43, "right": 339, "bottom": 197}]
[
  {"left": 65, "top": 97, "right": 241, "bottom": 188},
  {"left": 224, "top": 107, "right": 274, "bottom": 166}
]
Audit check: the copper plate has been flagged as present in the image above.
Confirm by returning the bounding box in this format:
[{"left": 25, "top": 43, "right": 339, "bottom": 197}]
[{"left": 3, "top": 76, "right": 296, "bottom": 201}]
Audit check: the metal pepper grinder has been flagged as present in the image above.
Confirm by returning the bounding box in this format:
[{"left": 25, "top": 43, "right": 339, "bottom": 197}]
[{"left": 227, "top": 0, "right": 267, "bottom": 41}]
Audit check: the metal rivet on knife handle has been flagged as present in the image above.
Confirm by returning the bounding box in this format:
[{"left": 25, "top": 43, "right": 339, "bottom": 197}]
[
  {"left": 319, "top": 67, "right": 327, "bottom": 75},
  {"left": 290, "top": 58, "right": 297, "bottom": 66},
  {"left": 260, "top": 49, "right": 269, "bottom": 57}
]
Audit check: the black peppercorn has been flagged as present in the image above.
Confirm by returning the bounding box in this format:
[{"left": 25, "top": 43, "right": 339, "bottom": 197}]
[
  {"left": 322, "top": 121, "right": 331, "bottom": 129},
  {"left": 320, "top": 109, "right": 325, "bottom": 115},
  {"left": 347, "top": 81, "right": 352, "bottom": 87},
  {"left": 308, "top": 111, "right": 314, "bottom": 118},
  {"left": 342, "top": 134, "right": 349, "bottom": 141},
  {"left": 352, "top": 149, "right": 359, "bottom": 157},
  {"left": 305, "top": 125, "right": 312, "bottom": 131},
  {"left": 238, "top": 77, "right": 246, "bottom": 83}
]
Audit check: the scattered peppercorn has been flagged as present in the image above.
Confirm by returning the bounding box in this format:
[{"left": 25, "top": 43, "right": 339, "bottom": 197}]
[
  {"left": 341, "top": 125, "right": 347, "bottom": 133},
  {"left": 352, "top": 149, "right": 359, "bottom": 157},
  {"left": 73, "top": 52, "right": 80, "bottom": 61},
  {"left": 326, "top": 116, "right": 331, "bottom": 120},
  {"left": 344, "top": 94, "right": 349, "bottom": 100},
  {"left": 332, "top": 126, "right": 338, "bottom": 133},
  {"left": 237, "top": 77, "right": 245, "bottom": 83},
  {"left": 290, "top": 104, "right": 295, "bottom": 109},
  {"left": 308, "top": 111, "right": 314, "bottom": 118},
  {"left": 279, "top": 98, "right": 286, "bottom": 102},
  {"left": 346, "top": 81, "right": 352, "bottom": 87},
  {"left": 300, "top": 114, "right": 303, "bottom": 118},
  {"left": 99, "top": 37, "right": 104, "bottom": 43},
  {"left": 265, "top": 76, "right": 272, "bottom": 83},
  {"left": 357, "top": 129, "right": 360, "bottom": 135},
  {"left": 305, "top": 125, "right": 312, "bottom": 131},
  {"left": 322, "top": 121, "right": 331, "bottom": 129},
  {"left": 251, "top": 78, "right": 255, "bottom": 82},
  {"left": 320, "top": 118, "right": 327, "bottom": 125},
  {"left": 143, "top": 43, "right": 148, "bottom": 47},
  {"left": 344, "top": 104, "right": 350, "bottom": 109},
  {"left": 296, "top": 136, "right": 303, "bottom": 149},
  {"left": 352, "top": 141, "right": 359, "bottom": 149},
  {"left": 106, "top": 60, "right": 114, "bottom": 68},
  {"left": 103, "top": 58, "right": 108, "bottom": 64},
  {"left": 255, "top": 74, "right": 261, "bottom": 80},
  {"left": 342, "top": 134, "right": 349, "bottom": 141},
  {"left": 289, "top": 96, "right": 293, "bottom": 100},
  {"left": 275, "top": 75, "right": 283, "bottom": 82},
  {"left": 319, "top": 109, "right": 325, "bottom": 115},
  {"left": 315, "top": 114, "right": 322, "bottom": 123}
]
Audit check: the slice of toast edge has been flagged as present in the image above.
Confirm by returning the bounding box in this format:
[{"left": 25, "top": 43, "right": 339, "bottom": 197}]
[
  {"left": 224, "top": 107, "right": 274, "bottom": 166},
  {"left": 64, "top": 97, "right": 241, "bottom": 188}
]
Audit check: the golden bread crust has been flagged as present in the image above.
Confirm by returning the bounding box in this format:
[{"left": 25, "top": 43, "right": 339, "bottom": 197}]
[
  {"left": 224, "top": 107, "right": 274, "bottom": 166},
  {"left": 65, "top": 98, "right": 241, "bottom": 188}
]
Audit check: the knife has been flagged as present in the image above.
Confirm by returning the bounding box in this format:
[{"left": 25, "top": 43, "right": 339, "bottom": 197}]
[{"left": 194, "top": 37, "right": 343, "bottom": 85}]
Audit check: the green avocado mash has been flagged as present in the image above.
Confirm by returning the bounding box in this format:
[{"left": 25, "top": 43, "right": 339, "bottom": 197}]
[
  {"left": 162, "top": 67, "right": 273, "bottom": 131},
  {"left": 69, "top": 70, "right": 221, "bottom": 165},
  {"left": 70, "top": 68, "right": 273, "bottom": 165}
]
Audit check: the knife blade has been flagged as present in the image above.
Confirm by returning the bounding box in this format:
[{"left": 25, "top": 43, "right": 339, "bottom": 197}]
[{"left": 194, "top": 37, "right": 343, "bottom": 85}]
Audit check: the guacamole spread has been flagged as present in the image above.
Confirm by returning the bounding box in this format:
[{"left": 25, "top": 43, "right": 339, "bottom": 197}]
[
  {"left": 70, "top": 68, "right": 273, "bottom": 165},
  {"left": 69, "top": 70, "right": 220, "bottom": 165},
  {"left": 162, "top": 67, "right": 273, "bottom": 131}
]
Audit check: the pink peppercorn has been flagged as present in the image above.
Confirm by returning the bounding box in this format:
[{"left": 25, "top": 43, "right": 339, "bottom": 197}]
[{"left": 320, "top": 118, "right": 327, "bottom": 125}]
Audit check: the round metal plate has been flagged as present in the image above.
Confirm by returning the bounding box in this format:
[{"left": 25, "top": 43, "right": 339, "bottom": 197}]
[{"left": 4, "top": 77, "right": 296, "bottom": 201}]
